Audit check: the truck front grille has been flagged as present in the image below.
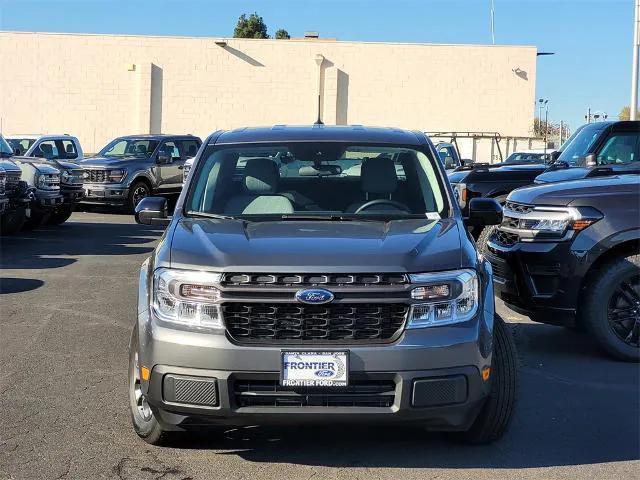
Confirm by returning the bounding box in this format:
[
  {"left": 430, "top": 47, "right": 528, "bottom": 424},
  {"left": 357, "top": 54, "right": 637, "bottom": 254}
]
[
  {"left": 0, "top": 170, "right": 5, "bottom": 196},
  {"left": 233, "top": 378, "right": 396, "bottom": 408},
  {"left": 504, "top": 201, "right": 534, "bottom": 214},
  {"left": 84, "top": 169, "right": 109, "bottom": 183},
  {"left": 493, "top": 229, "right": 519, "bottom": 247},
  {"left": 5, "top": 172, "right": 21, "bottom": 194},
  {"left": 40, "top": 174, "right": 60, "bottom": 190},
  {"left": 221, "top": 273, "right": 408, "bottom": 287},
  {"left": 222, "top": 303, "right": 408, "bottom": 344},
  {"left": 64, "top": 169, "right": 84, "bottom": 186}
]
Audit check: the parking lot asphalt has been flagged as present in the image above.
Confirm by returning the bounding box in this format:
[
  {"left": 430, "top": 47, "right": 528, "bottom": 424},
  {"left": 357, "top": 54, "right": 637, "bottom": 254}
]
[{"left": 0, "top": 211, "right": 638, "bottom": 480}]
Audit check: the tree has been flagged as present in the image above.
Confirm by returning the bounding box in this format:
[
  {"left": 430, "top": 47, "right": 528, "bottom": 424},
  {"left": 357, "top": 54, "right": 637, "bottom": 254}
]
[
  {"left": 619, "top": 106, "right": 631, "bottom": 121},
  {"left": 275, "top": 29, "right": 290, "bottom": 40},
  {"left": 234, "top": 13, "right": 269, "bottom": 39}
]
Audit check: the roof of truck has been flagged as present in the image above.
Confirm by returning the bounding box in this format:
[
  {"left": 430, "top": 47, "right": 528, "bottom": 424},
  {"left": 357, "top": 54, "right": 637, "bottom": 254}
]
[{"left": 211, "top": 125, "right": 427, "bottom": 146}]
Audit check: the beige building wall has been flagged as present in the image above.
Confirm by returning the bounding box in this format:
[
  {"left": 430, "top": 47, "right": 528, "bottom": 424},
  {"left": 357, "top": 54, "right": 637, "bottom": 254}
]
[{"left": 0, "top": 31, "right": 537, "bottom": 153}]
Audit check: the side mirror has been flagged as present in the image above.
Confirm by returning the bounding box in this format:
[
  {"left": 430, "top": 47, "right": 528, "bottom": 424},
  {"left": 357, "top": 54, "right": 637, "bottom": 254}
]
[
  {"left": 13, "top": 147, "right": 21, "bottom": 156},
  {"left": 585, "top": 153, "right": 597, "bottom": 167},
  {"left": 156, "top": 151, "right": 171, "bottom": 165},
  {"left": 135, "top": 196, "right": 170, "bottom": 226},
  {"left": 467, "top": 198, "right": 502, "bottom": 227},
  {"left": 549, "top": 151, "right": 560, "bottom": 163}
]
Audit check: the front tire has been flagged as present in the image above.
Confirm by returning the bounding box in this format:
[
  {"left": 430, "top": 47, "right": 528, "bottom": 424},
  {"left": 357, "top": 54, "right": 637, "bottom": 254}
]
[
  {"left": 46, "top": 205, "right": 74, "bottom": 226},
  {"left": 582, "top": 254, "right": 640, "bottom": 362},
  {"left": 126, "top": 181, "right": 150, "bottom": 214},
  {"left": 456, "top": 315, "right": 518, "bottom": 444},
  {"left": 128, "top": 326, "right": 169, "bottom": 445},
  {"left": 0, "top": 208, "right": 27, "bottom": 234},
  {"left": 21, "top": 210, "right": 49, "bottom": 231}
]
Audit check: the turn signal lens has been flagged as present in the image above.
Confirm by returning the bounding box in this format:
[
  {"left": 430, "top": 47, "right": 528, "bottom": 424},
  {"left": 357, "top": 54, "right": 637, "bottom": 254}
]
[
  {"left": 482, "top": 367, "right": 491, "bottom": 381},
  {"left": 572, "top": 219, "right": 596, "bottom": 231},
  {"left": 141, "top": 366, "right": 150, "bottom": 381}
]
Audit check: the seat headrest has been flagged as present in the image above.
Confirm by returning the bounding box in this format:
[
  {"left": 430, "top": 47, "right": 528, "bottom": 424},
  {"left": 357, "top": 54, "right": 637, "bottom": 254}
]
[
  {"left": 361, "top": 158, "right": 398, "bottom": 194},
  {"left": 244, "top": 158, "right": 279, "bottom": 194},
  {"left": 65, "top": 143, "right": 74, "bottom": 153}
]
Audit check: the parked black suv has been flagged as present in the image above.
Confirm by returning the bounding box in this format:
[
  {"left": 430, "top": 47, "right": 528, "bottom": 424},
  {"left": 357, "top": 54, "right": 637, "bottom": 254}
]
[
  {"left": 484, "top": 174, "right": 640, "bottom": 362},
  {"left": 450, "top": 121, "right": 640, "bottom": 225}
]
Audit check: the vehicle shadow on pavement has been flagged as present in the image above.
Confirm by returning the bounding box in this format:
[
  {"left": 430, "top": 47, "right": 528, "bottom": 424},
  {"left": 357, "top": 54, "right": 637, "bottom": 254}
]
[
  {"left": 164, "top": 322, "right": 639, "bottom": 469},
  {"left": 0, "top": 219, "right": 162, "bottom": 271},
  {"left": 0, "top": 277, "right": 45, "bottom": 294}
]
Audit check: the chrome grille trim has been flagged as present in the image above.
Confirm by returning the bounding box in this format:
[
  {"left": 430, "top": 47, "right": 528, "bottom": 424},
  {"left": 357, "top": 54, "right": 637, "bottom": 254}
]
[{"left": 221, "top": 273, "right": 409, "bottom": 287}]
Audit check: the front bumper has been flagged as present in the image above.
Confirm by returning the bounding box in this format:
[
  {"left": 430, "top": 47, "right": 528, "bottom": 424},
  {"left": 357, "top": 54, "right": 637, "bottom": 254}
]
[
  {"left": 486, "top": 237, "right": 579, "bottom": 325},
  {"left": 81, "top": 183, "right": 129, "bottom": 205},
  {"left": 33, "top": 191, "right": 64, "bottom": 209},
  {"left": 60, "top": 186, "right": 84, "bottom": 204},
  {"left": 139, "top": 314, "right": 493, "bottom": 431}
]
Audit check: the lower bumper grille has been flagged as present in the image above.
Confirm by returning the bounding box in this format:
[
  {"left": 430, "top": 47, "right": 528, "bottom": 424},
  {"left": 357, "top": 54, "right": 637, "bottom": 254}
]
[
  {"left": 493, "top": 229, "right": 519, "bottom": 247},
  {"left": 222, "top": 303, "right": 408, "bottom": 344},
  {"left": 233, "top": 379, "right": 396, "bottom": 408}
]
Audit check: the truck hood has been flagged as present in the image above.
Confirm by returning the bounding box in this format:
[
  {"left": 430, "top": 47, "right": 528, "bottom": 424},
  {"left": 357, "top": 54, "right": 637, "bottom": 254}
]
[
  {"left": 448, "top": 163, "right": 546, "bottom": 184},
  {"left": 0, "top": 159, "right": 21, "bottom": 173},
  {"left": 508, "top": 174, "right": 640, "bottom": 206},
  {"left": 536, "top": 162, "right": 640, "bottom": 184},
  {"left": 80, "top": 156, "right": 145, "bottom": 168},
  {"left": 10, "top": 157, "right": 61, "bottom": 174},
  {"left": 166, "top": 217, "right": 464, "bottom": 273},
  {"left": 535, "top": 167, "right": 590, "bottom": 184}
]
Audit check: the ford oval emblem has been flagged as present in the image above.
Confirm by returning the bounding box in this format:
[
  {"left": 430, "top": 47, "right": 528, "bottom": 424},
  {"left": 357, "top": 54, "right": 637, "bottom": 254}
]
[
  {"left": 295, "top": 288, "right": 334, "bottom": 305},
  {"left": 315, "top": 369, "right": 335, "bottom": 378}
]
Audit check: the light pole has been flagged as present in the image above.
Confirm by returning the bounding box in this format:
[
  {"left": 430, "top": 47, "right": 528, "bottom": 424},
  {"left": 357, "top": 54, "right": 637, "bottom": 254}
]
[
  {"left": 543, "top": 100, "right": 549, "bottom": 155},
  {"left": 631, "top": 0, "right": 639, "bottom": 120}
]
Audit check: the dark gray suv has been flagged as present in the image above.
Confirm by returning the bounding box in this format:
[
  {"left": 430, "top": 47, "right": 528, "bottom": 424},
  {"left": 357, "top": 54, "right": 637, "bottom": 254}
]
[
  {"left": 130, "top": 126, "right": 517, "bottom": 445},
  {"left": 80, "top": 134, "right": 201, "bottom": 212}
]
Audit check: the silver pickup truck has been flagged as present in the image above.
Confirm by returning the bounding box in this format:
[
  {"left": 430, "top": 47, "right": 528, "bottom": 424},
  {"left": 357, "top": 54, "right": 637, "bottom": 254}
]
[{"left": 7, "top": 135, "right": 85, "bottom": 225}]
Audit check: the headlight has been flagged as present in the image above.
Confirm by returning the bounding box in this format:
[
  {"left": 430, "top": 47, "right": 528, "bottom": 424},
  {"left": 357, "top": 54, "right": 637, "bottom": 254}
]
[
  {"left": 152, "top": 268, "right": 223, "bottom": 330},
  {"left": 407, "top": 269, "right": 478, "bottom": 328},
  {"left": 108, "top": 169, "right": 126, "bottom": 183},
  {"left": 508, "top": 206, "right": 602, "bottom": 239}
]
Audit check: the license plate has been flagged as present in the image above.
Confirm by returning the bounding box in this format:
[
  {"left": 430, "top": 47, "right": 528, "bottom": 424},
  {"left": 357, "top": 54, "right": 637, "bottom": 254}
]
[{"left": 281, "top": 351, "right": 348, "bottom": 387}]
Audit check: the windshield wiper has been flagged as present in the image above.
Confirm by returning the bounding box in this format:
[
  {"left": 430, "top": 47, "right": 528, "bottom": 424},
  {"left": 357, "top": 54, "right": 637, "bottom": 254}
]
[
  {"left": 280, "top": 214, "right": 356, "bottom": 221},
  {"left": 185, "top": 211, "right": 237, "bottom": 220}
]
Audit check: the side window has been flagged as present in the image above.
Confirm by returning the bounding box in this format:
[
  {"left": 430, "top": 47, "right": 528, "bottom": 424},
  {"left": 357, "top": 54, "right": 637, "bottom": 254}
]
[
  {"left": 35, "top": 141, "right": 59, "bottom": 159},
  {"left": 180, "top": 140, "right": 200, "bottom": 159},
  {"left": 60, "top": 140, "right": 78, "bottom": 159},
  {"left": 597, "top": 133, "right": 639, "bottom": 165},
  {"left": 161, "top": 141, "right": 180, "bottom": 160}
]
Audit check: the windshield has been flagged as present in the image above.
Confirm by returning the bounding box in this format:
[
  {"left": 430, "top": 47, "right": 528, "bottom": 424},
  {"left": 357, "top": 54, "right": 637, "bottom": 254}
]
[
  {"left": 504, "top": 152, "right": 549, "bottom": 164},
  {"left": 187, "top": 143, "right": 447, "bottom": 220},
  {"left": 7, "top": 138, "right": 35, "bottom": 155},
  {"left": 99, "top": 138, "right": 159, "bottom": 158},
  {"left": 557, "top": 123, "right": 606, "bottom": 165},
  {"left": 0, "top": 136, "right": 13, "bottom": 156}
]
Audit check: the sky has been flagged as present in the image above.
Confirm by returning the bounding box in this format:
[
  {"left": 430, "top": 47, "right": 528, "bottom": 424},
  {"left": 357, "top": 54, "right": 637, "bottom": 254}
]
[{"left": 0, "top": 0, "right": 635, "bottom": 130}]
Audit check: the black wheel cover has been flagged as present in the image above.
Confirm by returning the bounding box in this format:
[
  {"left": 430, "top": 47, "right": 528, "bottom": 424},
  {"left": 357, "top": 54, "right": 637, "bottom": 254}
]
[{"left": 607, "top": 273, "right": 640, "bottom": 347}]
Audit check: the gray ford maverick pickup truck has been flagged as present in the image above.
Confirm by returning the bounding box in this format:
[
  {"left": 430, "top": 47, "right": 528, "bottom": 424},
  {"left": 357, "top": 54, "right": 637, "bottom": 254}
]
[{"left": 129, "top": 125, "right": 517, "bottom": 445}]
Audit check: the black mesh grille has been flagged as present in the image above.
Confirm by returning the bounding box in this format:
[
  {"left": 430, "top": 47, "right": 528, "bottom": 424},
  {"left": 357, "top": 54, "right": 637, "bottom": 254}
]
[
  {"left": 504, "top": 201, "right": 533, "bottom": 214},
  {"left": 221, "top": 273, "right": 408, "bottom": 287},
  {"left": 85, "top": 170, "right": 109, "bottom": 183},
  {"left": 5, "top": 172, "right": 21, "bottom": 194},
  {"left": 493, "top": 229, "right": 519, "bottom": 247},
  {"left": 485, "top": 252, "right": 511, "bottom": 281},
  {"left": 223, "top": 303, "right": 408, "bottom": 344},
  {"left": 0, "top": 171, "right": 5, "bottom": 196},
  {"left": 233, "top": 379, "right": 396, "bottom": 408}
]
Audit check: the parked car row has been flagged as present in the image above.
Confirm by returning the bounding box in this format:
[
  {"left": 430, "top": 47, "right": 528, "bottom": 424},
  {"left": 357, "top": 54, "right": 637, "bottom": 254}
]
[{"left": 0, "top": 132, "right": 203, "bottom": 233}]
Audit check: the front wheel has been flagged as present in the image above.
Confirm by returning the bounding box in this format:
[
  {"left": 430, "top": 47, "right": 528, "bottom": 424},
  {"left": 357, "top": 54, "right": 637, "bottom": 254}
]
[
  {"left": 126, "top": 181, "right": 151, "bottom": 214},
  {"left": 455, "top": 315, "right": 518, "bottom": 444},
  {"left": 0, "top": 208, "right": 27, "bottom": 234},
  {"left": 21, "top": 210, "right": 49, "bottom": 231},
  {"left": 128, "top": 326, "right": 169, "bottom": 445},
  {"left": 46, "top": 205, "right": 74, "bottom": 226},
  {"left": 582, "top": 254, "right": 640, "bottom": 362}
]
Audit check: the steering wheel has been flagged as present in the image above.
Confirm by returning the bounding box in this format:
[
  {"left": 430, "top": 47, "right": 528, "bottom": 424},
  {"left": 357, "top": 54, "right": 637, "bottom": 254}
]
[{"left": 354, "top": 199, "right": 411, "bottom": 214}]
